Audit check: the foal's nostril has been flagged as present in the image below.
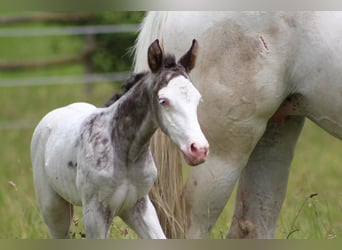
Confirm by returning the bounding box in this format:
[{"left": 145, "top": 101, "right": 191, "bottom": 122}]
[
  {"left": 190, "top": 143, "right": 199, "bottom": 155},
  {"left": 190, "top": 143, "right": 209, "bottom": 158},
  {"left": 185, "top": 142, "right": 209, "bottom": 165}
]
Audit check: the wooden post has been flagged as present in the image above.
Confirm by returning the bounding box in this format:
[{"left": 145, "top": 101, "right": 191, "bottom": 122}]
[{"left": 83, "top": 33, "right": 96, "bottom": 95}]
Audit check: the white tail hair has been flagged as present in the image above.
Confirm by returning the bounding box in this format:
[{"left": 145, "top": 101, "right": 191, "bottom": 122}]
[{"left": 134, "top": 12, "right": 187, "bottom": 238}]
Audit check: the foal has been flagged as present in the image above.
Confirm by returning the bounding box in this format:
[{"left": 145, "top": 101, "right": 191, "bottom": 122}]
[{"left": 31, "top": 39, "right": 209, "bottom": 239}]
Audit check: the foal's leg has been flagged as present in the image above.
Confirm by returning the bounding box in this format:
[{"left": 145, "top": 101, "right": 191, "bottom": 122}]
[
  {"left": 32, "top": 140, "right": 73, "bottom": 238},
  {"left": 121, "top": 196, "right": 166, "bottom": 239},
  {"left": 227, "top": 116, "right": 305, "bottom": 238},
  {"left": 82, "top": 199, "right": 114, "bottom": 239},
  {"left": 34, "top": 182, "right": 73, "bottom": 238}
]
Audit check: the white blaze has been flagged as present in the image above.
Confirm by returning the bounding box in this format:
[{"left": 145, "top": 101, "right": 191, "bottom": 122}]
[{"left": 158, "top": 75, "right": 207, "bottom": 154}]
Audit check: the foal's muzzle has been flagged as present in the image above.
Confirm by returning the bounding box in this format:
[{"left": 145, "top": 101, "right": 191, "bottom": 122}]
[{"left": 182, "top": 142, "right": 209, "bottom": 166}]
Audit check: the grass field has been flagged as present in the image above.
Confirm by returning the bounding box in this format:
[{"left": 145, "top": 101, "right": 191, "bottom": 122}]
[
  {"left": 278, "top": 121, "right": 342, "bottom": 239},
  {"left": 0, "top": 14, "right": 341, "bottom": 239}
]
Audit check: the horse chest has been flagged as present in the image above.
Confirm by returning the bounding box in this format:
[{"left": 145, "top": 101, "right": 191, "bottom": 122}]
[
  {"left": 101, "top": 160, "right": 158, "bottom": 213},
  {"left": 76, "top": 150, "right": 157, "bottom": 213}
]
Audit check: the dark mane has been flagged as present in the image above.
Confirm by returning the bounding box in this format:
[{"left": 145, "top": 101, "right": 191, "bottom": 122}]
[{"left": 104, "top": 71, "right": 148, "bottom": 107}]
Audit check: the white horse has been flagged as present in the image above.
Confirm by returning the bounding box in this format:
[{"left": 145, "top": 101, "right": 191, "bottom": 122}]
[
  {"left": 134, "top": 11, "right": 342, "bottom": 238},
  {"left": 31, "top": 39, "right": 209, "bottom": 239}
]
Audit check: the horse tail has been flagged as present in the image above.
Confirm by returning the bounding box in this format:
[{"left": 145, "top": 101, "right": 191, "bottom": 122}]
[
  {"left": 150, "top": 130, "right": 186, "bottom": 238},
  {"left": 134, "top": 12, "right": 187, "bottom": 238}
]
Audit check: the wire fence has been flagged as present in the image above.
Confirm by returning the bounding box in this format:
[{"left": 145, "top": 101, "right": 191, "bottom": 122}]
[
  {"left": 0, "top": 72, "right": 131, "bottom": 87},
  {"left": 0, "top": 24, "right": 139, "bottom": 37},
  {"left": 0, "top": 17, "right": 140, "bottom": 130}
]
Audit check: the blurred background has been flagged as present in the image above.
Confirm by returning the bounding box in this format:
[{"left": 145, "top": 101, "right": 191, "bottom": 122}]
[{"left": 0, "top": 11, "right": 341, "bottom": 239}]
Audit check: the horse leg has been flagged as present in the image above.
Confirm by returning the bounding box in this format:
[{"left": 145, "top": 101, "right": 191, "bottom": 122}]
[
  {"left": 82, "top": 199, "right": 114, "bottom": 239},
  {"left": 227, "top": 116, "right": 305, "bottom": 238},
  {"left": 184, "top": 156, "right": 244, "bottom": 239},
  {"left": 32, "top": 128, "right": 73, "bottom": 238},
  {"left": 121, "top": 196, "right": 166, "bottom": 239},
  {"left": 34, "top": 180, "right": 73, "bottom": 238}
]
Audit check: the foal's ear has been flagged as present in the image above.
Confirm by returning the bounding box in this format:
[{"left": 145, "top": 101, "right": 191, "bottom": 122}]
[
  {"left": 148, "top": 39, "right": 164, "bottom": 73},
  {"left": 178, "top": 39, "right": 198, "bottom": 73}
]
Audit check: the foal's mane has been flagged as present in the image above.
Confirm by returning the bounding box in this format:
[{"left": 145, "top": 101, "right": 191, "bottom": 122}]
[
  {"left": 104, "top": 54, "right": 178, "bottom": 107},
  {"left": 104, "top": 72, "right": 148, "bottom": 107}
]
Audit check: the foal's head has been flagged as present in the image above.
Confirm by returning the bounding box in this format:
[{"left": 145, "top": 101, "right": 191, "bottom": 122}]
[{"left": 148, "top": 39, "right": 209, "bottom": 166}]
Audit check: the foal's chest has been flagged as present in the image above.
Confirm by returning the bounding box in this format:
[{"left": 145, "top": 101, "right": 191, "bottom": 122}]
[
  {"left": 76, "top": 148, "right": 157, "bottom": 214},
  {"left": 105, "top": 158, "right": 158, "bottom": 213}
]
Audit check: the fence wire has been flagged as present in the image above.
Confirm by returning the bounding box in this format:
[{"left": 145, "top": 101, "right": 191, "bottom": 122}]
[
  {"left": 0, "top": 24, "right": 139, "bottom": 37},
  {"left": 0, "top": 72, "right": 132, "bottom": 130},
  {"left": 0, "top": 72, "right": 130, "bottom": 87}
]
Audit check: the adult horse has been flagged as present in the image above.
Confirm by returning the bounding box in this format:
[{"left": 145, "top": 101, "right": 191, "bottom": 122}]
[{"left": 134, "top": 12, "right": 342, "bottom": 238}]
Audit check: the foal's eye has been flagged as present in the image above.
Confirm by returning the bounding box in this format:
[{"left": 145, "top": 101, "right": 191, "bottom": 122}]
[{"left": 159, "top": 98, "right": 170, "bottom": 106}]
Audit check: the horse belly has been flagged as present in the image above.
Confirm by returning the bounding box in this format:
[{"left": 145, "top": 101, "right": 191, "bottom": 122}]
[
  {"left": 291, "top": 13, "right": 342, "bottom": 139},
  {"left": 301, "top": 88, "right": 342, "bottom": 139}
]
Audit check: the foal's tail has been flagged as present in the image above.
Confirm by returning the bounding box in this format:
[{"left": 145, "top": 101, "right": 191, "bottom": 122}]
[{"left": 134, "top": 12, "right": 187, "bottom": 238}]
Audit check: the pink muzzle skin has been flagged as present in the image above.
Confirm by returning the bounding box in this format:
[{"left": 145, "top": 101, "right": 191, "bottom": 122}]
[{"left": 182, "top": 142, "right": 209, "bottom": 166}]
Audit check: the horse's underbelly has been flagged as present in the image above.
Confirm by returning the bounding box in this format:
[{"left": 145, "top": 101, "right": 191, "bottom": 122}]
[
  {"left": 302, "top": 94, "right": 342, "bottom": 139},
  {"left": 49, "top": 172, "right": 82, "bottom": 205}
]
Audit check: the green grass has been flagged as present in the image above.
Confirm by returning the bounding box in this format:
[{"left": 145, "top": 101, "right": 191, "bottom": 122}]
[{"left": 277, "top": 120, "right": 342, "bottom": 239}]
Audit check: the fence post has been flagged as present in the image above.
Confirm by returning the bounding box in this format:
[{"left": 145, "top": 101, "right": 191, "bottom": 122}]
[{"left": 83, "top": 33, "right": 96, "bottom": 95}]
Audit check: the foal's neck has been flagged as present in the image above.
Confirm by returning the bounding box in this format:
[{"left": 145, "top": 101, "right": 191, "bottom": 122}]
[{"left": 109, "top": 77, "right": 156, "bottom": 163}]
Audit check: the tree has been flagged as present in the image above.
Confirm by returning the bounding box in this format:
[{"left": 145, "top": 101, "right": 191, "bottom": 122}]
[{"left": 91, "top": 12, "right": 145, "bottom": 73}]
